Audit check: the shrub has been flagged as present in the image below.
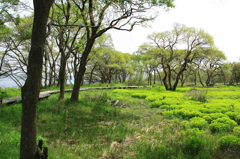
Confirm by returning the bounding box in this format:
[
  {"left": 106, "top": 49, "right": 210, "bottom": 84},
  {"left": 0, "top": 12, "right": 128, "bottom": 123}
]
[
  {"left": 146, "top": 95, "right": 160, "bottom": 102},
  {"left": 209, "top": 117, "right": 237, "bottom": 133},
  {"left": 131, "top": 93, "right": 148, "bottom": 99},
  {"left": 219, "top": 135, "right": 240, "bottom": 150},
  {"left": 233, "top": 127, "right": 240, "bottom": 137},
  {"left": 189, "top": 117, "right": 208, "bottom": 129},
  {"left": 181, "top": 120, "right": 190, "bottom": 129},
  {"left": 150, "top": 101, "right": 161, "bottom": 108},
  {"left": 162, "top": 111, "right": 174, "bottom": 119},
  {"left": 225, "top": 112, "right": 240, "bottom": 124},
  {"left": 225, "top": 112, "right": 239, "bottom": 120},
  {"left": 173, "top": 109, "right": 203, "bottom": 119},
  {"left": 184, "top": 89, "right": 209, "bottom": 103},
  {"left": 182, "top": 136, "right": 205, "bottom": 155},
  {"left": 203, "top": 113, "right": 229, "bottom": 124},
  {"left": 181, "top": 128, "right": 206, "bottom": 137},
  {"left": 162, "top": 98, "right": 182, "bottom": 106}
]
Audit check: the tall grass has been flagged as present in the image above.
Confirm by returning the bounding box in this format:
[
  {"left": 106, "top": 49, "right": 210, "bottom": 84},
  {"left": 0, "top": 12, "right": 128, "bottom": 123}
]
[{"left": 1, "top": 86, "right": 240, "bottom": 158}]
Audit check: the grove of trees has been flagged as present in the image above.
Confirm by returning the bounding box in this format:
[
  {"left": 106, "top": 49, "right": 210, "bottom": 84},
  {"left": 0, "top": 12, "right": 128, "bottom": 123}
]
[{"left": 0, "top": 0, "right": 240, "bottom": 158}]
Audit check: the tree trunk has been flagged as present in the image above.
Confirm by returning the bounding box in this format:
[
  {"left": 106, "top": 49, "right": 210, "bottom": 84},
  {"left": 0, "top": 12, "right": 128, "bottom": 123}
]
[
  {"left": 58, "top": 30, "right": 66, "bottom": 100},
  {"left": 153, "top": 69, "right": 156, "bottom": 84},
  {"left": 197, "top": 70, "right": 205, "bottom": 87},
  {"left": 58, "top": 55, "right": 66, "bottom": 100},
  {"left": 20, "top": 0, "right": 53, "bottom": 159},
  {"left": 71, "top": 39, "right": 96, "bottom": 101}
]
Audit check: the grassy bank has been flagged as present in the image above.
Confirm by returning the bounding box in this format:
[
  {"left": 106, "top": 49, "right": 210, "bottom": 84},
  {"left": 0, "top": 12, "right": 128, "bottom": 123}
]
[{"left": 1, "top": 85, "right": 240, "bottom": 158}]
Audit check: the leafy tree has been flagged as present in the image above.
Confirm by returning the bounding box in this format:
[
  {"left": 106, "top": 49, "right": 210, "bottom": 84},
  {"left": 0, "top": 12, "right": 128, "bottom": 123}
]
[
  {"left": 87, "top": 45, "right": 133, "bottom": 84},
  {"left": 193, "top": 48, "right": 226, "bottom": 86},
  {"left": 0, "top": 15, "right": 32, "bottom": 86},
  {"left": 230, "top": 62, "right": 240, "bottom": 85},
  {"left": 70, "top": 0, "right": 175, "bottom": 101},
  {"left": 49, "top": 0, "right": 86, "bottom": 100},
  {"left": 0, "top": 0, "right": 20, "bottom": 25},
  {"left": 20, "top": 0, "right": 54, "bottom": 158},
  {"left": 145, "top": 23, "right": 214, "bottom": 90}
]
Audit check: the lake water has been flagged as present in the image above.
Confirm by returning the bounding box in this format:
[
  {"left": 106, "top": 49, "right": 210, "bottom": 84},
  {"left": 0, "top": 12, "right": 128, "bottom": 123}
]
[
  {"left": 0, "top": 76, "right": 74, "bottom": 88},
  {"left": 0, "top": 77, "right": 24, "bottom": 88}
]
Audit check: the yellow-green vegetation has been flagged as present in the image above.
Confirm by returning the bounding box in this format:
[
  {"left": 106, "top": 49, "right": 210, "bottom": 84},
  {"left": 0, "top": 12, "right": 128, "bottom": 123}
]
[
  {"left": 0, "top": 87, "right": 21, "bottom": 98},
  {"left": 1, "top": 85, "right": 240, "bottom": 158}
]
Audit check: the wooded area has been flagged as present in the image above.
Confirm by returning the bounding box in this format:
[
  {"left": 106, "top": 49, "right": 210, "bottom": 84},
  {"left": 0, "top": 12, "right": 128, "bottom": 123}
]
[{"left": 1, "top": 0, "right": 240, "bottom": 158}]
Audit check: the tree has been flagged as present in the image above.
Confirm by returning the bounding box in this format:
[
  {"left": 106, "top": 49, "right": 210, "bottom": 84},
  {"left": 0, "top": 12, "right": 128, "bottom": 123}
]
[
  {"left": 70, "top": 0, "right": 174, "bottom": 101},
  {"left": 145, "top": 23, "right": 214, "bottom": 90},
  {"left": 193, "top": 48, "right": 226, "bottom": 86},
  {"left": 0, "top": 0, "right": 20, "bottom": 25},
  {"left": 87, "top": 47, "right": 132, "bottom": 84},
  {"left": 49, "top": 0, "right": 85, "bottom": 100},
  {"left": 230, "top": 62, "right": 240, "bottom": 85},
  {"left": 20, "top": 0, "right": 54, "bottom": 158},
  {"left": 0, "top": 16, "right": 32, "bottom": 87}
]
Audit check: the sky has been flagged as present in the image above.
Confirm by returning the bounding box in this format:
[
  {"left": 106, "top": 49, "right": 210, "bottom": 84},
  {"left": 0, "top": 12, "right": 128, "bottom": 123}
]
[{"left": 108, "top": 0, "right": 240, "bottom": 62}]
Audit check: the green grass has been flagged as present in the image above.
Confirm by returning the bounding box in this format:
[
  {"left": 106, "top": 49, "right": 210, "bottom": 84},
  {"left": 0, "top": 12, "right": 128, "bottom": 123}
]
[
  {"left": 0, "top": 87, "right": 21, "bottom": 98},
  {"left": 1, "top": 85, "right": 240, "bottom": 158}
]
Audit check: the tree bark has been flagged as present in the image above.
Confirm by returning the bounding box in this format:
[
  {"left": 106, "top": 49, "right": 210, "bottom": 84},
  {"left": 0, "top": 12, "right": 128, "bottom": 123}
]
[
  {"left": 71, "top": 38, "right": 95, "bottom": 101},
  {"left": 20, "top": 0, "right": 54, "bottom": 158},
  {"left": 58, "top": 30, "right": 66, "bottom": 100}
]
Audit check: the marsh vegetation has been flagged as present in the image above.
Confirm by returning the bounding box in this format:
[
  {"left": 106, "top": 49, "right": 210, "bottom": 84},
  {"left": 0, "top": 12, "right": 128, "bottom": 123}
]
[{"left": 1, "top": 84, "right": 240, "bottom": 158}]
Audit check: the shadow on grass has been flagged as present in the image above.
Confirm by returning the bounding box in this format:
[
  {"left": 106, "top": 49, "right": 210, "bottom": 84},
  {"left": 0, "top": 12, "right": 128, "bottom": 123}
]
[{"left": 35, "top": 92, "right": 141, "bottom": 158}]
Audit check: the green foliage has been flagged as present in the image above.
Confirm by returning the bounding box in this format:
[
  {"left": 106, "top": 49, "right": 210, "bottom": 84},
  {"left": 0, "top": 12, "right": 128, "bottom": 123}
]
[
  {"left": 146, "top": 95, "right": 160, "bottom": 102},
  {"left": 173, "top": 109, "right": 203, "bottom": 119},
  {"left": 209, "top": 117, "right": 237, "bottom": 133},
  {"left": 203, "top": 113, "right": 229, "bottom": 123},
  {"left": 184, "top": 89, "right": 209, "bottom": 102},
  {"left": 182, "top": 136, "right": 205, "bottom": 155},
  {"left": 3, "top": 86, "right": 240, "bottom": 158},
  {"left": 127, "top": 76, "right": 147, "bottom": 86},
  {"left": 131, "top": 93, "right": 148, "bottom": 99},
  {"left": 189, "top": 117, "right": 208, "bottom": 129},
  {"left": 219, "top": 135, "right": 240, "bottom": 150},
  {"left": 225, "top": 112, "right": 240, "bottom": 124},
  {"left": 138, "top": 144, "right": 174, "bottom": 159},
  {"left": 181, "top": 128, "right": 206, "bottom": 137},
  {"left": 233, "top": 127, "right": 240, "bottom": 137},
  {"left": 0, "top": 87, "right": 21, "bottom": 98},
  {"left": 150, "top": 100, "right": 162, "bottom": 108},
  {"left": 162, "top": 110, "right": 174, "bottom": 119}
]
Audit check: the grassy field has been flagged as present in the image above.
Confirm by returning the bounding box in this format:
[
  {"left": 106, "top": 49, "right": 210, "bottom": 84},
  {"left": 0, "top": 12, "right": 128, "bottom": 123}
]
[{"left": 1, "top": 85, "right": 240, "bottom": 158}]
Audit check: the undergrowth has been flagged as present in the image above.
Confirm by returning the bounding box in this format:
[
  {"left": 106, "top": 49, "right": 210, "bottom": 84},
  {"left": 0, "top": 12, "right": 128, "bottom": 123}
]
[{"left": 1, "top": 85, "right": 240, "bottom": 158}]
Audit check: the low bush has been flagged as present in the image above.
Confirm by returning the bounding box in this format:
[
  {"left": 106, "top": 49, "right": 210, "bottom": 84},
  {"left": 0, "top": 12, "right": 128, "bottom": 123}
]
[
  {"left": 181, "top": 128, "right": 206, "bottom": 137},
  {"left": 173, "top": 109, "right": 203, "bottom": 119},
  {"left": 131, "top": 93, "right": 148, "bottom": 99},
  {"left": 182, "top": 136, "right": 205, "bottom": 155},
  {"left": 184, "top": 89, "right": 209, "bottom": 103},
  {"left": 146, "top": 95, "right": 160, "bottom": 102},
  {"left": 233, "top": 126, "right": 240, "bottom": 137},
  {"left": 225, "top": 112, "right": 240, "bottom": 124},
  {"left": 209, "top": 117, "right": 237, "bottom": 133},
  {"left": 150, "top": 100, "right": 162, "bottom": 108},
  {"left": 219, "top": 135, "right": 240, "bottom": 150},
  {"left": 203, "top": 113, "right": 229, "bottom": 124},
  {"left": 162, "top": 111, "right": 174, "bottom": 119},
  {"left": 189, "top": 117, "right": 208, "bottom": 129}
]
